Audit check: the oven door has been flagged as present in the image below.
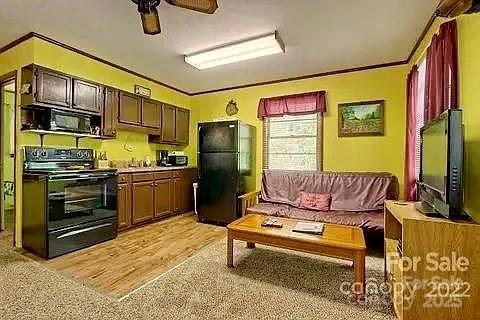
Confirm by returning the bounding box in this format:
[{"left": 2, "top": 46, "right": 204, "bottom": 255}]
[{"left": 47, "top": 172, "right": 117, "bottom": 231}]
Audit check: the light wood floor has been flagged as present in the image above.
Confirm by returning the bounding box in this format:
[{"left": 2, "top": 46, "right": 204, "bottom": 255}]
[{"left": 32, "top": 213, "right": 225, "bottom": 299}]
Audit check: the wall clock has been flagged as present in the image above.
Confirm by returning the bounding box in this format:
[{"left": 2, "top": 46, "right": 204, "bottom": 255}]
[{"left": 226, "top": 100, "right": 239, "bottom": 116}]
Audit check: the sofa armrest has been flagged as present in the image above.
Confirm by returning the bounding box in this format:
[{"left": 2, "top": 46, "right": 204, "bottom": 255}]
[{"left": 238, "top": 191, "right": 261, "bottom": 216}]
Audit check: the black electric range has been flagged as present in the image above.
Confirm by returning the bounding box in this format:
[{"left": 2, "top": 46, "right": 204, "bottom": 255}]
[{"left": 22, "top": 146, "right": 118, "bottom": 259}]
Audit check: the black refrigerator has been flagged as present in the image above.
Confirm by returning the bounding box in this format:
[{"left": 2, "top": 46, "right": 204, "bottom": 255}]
[{"left": 197, "top": 120, "right": 255, "bottom": 224}]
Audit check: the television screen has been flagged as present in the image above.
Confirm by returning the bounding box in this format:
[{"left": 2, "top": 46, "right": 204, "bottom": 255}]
[{"left": 421, "top": 117, "right": 448, "bottom": 194}]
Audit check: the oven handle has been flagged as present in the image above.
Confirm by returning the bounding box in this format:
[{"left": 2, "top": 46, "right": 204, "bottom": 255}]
[
  {"left": 48, "top": 173, "right": 116, "bottom": 181},
  {"left": 56, "top": 223, "right": 113, "bottom": 239}
]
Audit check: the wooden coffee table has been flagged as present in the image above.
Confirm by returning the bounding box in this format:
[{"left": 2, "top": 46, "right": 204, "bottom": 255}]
[{"left": 227, "top": 214, "right": 366, "bottom": 295}]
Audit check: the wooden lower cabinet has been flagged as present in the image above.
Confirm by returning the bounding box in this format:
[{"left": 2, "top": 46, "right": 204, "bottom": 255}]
[
  {"left": 117, "top": 182, "right": 132, "bottom": 230},
  {"left": 155, "top": 179, "right": 172, "bottom": 218},
  {"left": 131, "top": 181, "right": 155, "bottom": 224},
  {"left": 117, "top": 169, "right": 197, "bottom": 231}
]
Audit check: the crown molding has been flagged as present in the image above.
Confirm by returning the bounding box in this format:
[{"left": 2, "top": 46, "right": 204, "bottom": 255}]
[{"left": 0, "top": 15, "right": 438, "bottom": 96}]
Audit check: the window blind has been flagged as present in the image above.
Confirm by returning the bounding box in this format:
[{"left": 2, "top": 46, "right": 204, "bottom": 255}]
[{"left": 263, "top": 113, "right": 322, "bottom": 171}]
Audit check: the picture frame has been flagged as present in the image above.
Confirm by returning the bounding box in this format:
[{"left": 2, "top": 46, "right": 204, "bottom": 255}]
[{"left": 338, "top": 100, "right": 385, "bottom": 137}]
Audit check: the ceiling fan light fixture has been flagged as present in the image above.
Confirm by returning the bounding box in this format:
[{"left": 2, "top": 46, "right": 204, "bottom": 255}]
[
  {"left": 140, "top": 6, "right": 161, "bottom": 35},
  {"left": 134, "top": 0, "right": 162, "bottom": 35},
  {"left": 165, "top": 0, "right": 218, "bottom": 14},
  {"left": 185, "top": 32, "right": 285, "bottom": 70}
]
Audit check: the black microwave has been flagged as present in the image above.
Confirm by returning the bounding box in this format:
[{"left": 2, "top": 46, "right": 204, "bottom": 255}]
[
  {"left": 50, "top": 110, "right": 92, "bottom": 134},
  {"left": 167, "top": 156, "right": 188, "bottom": 166}
]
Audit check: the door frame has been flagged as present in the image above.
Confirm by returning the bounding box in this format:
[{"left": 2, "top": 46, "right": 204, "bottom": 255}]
[{"left": 0, "top": 70, "right": 17, "bottom": 245}]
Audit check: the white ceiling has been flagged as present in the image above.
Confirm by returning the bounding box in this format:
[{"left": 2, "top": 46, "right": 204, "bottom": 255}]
[{"left": 0, "top": 0, "right": 438, "bottom": 94}]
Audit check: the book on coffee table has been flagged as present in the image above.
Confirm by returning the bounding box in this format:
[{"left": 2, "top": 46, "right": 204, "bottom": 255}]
[{"left": 292, "top": 222, "right": 325, "bottom": 235}]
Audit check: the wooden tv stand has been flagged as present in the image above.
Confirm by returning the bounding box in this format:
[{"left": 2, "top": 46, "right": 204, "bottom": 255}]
[{"left": 384, "top": 201, "right": 480, "bottom": 320}]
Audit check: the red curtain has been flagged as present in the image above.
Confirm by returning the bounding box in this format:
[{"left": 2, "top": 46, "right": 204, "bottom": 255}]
[
  {"left": 424, "top": 20, "right": 458, "bottom": 123},
  {"left": 404, "top": 66, "right": 419, "bottom": 201},
  {"left": 258, "top": 91, "right": 326, "bottom": 119}
]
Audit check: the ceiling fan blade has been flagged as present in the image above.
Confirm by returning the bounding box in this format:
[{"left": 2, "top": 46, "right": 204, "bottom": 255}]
[
  {"left": 165, "top": 0, "right": 218, "bottom": 14},
  {"left": 140, "top": 5, "right": 162, "bottom": 34}
]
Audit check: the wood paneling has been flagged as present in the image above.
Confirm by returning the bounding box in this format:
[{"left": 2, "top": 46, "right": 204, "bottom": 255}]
[
  {"left": 132, "top": 181, "right": 155, "bottom": 224},
  {"left": 36, "top": 214, "right": 225, "bottom": 298},
  {"left": 118, "top": 91, "right": 141, "bottom": 126}
]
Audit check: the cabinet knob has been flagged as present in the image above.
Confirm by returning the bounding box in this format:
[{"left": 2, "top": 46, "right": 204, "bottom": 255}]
[{"left": 118, "top": 186, "right": 123, "bottom": 191}]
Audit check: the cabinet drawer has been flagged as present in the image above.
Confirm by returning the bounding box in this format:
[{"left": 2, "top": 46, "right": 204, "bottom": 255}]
[
  {"left": 154, "top": 171, "right": 173, "bottom": 180},
  {"left": 118, "top": 174, "right": 131, "bottom": 184},
  {"left": 132, "top": 173, "right": 154, "bottom": 182}
]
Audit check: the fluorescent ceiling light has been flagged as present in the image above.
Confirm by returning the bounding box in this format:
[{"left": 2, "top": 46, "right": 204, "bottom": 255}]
[{"left": 185, "top": 32, "right": 285, "bottom": 70}]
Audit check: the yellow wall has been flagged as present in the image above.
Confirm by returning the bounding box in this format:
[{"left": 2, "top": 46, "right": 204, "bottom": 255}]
[
  {"left": 190, "top": 65, "right": 408, "bottom": 193},
  {"left": 0, "top": 39, "right": 34, "bottom": 245},
  {"left": 408, "top": 14, "right": 480, "bottom": 221},
  {"left": 2, "top": 90, "right": 15, "bottom": 206},
  {"left": 457, "top": 13, "right": 480, "bottom": 221}
]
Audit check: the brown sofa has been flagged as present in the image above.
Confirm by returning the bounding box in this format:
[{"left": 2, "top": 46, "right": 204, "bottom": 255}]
[{"left": 239, "top": 170, "right": 398, "bottom": 242}]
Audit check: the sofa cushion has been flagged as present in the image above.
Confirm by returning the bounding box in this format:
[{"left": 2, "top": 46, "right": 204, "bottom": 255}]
[
  {"left": 260, "top": 170, "right": 398, "bottom": 212},
  {"left": 299, "top": 192, "right": 331, "bottom": 211},
  {"left": 247, "top": 203, "right": 384, "bottom": 232}
]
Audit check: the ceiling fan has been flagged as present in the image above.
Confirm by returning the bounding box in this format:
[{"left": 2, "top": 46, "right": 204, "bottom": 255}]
[{"left": 131, "top": 0, "right": 219, "bottom": 35}]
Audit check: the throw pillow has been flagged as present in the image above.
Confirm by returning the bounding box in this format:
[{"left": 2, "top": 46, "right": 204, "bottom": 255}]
[{"left": 299, "top": 192, "right": 331, "bottom": 211}]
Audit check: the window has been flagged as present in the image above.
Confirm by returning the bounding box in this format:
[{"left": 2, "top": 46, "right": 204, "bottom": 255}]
[
  {"left": 263, "top": 113, "right": 322, "bottom": 171},
  {"left": 414, "top": 58, "right": 427, "bottom": 179}
]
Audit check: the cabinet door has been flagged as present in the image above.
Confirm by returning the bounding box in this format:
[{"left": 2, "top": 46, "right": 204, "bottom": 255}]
[
  {"left": 119, "top": 91, "right": 142, "bottom": 126},
  {"left": 161, "top": 104, "right": 176, "bottom": 142},
  {"left": 175, "top": 108, "right": 190, "bottom": 145},
  {"left": 132, "top": 181, "right": 155, "bottom": 224},
  {"left": 72, "top": 79, "right": 102, "bottom": 113},
  {"left": 117, "top": 183, "right": 132, "bottom": 230},
  {"left": 142, "top": 98, "right": 161, "bottom": 129},
  {"left": 154, "top": 179, "right": 172, "bottom": 218},
  {"left": 35, "top": 68, "right": 71, "bottom": 107},
  {"left": 102, "top": 87, "right": 118, "bottom": 137},
  {"left": 179, "top": 170, "right": 196, "bottom": 213},
  {"left": 172, "top": 177, "right": 182, "bottom": 212}
]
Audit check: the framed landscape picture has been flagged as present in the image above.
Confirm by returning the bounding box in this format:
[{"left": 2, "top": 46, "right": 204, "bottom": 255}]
[{"left": 338, "top": 100, "right": 385, "bottom": 137}]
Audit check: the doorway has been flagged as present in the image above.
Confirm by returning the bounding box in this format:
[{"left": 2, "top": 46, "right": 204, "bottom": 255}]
[{"left": 0, "top": 72, "right": 16, "bottom": 242}]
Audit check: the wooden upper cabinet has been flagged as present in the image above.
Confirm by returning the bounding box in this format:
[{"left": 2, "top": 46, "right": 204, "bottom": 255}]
[
  {"left": 103, "top": 87, "right": 118, "bottom": 137},
  {"left": 142, "top": 98, "right": 161, "bottom": 129},
  {"left": 119, "top": 91, "right": 142, "bottom": 126},
  {"left": 175, "top": 108, "right": 190, "bottom": 145},
  {"left": 132, "top": 181, "right": 155, "bottom": 225},
  {"left": 35, "top": 68, "right": 71, "bottom": 107},
  {"left": 72, "top": 79, "right": 102, "bottom": 113},
  {"left": 161, "top": 104, "right": 176, "bottom": 142}
]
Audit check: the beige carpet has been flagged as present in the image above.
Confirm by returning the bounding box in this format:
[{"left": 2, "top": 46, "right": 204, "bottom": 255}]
[{"left": 0, "top": 233, "right": 395, "bottom": 320}]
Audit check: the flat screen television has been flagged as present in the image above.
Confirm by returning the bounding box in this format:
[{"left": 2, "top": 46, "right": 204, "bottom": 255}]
[{"left": 416, "top": 109, "right": 464, "bottom": 219}]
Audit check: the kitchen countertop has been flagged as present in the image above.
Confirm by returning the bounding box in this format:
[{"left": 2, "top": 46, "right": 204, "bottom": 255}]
[{"left": 116, "top": 166, "right": 197, "bottom": 174}]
